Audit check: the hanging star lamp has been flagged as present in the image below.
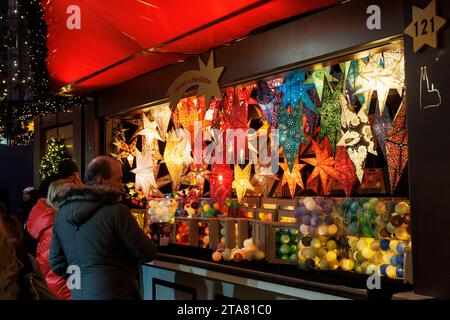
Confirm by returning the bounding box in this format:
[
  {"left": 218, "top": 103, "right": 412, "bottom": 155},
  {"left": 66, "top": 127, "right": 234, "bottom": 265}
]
[
  {"left": 385, "top": 99, "right": 408, "bottom": 194},
  {"left": 232, "top": 164, "right": 255, "bottom": 204},
  {"left": 182, "top": 163, "right": 210, "bottom": 195},
  {"left": 131, "top": 148, "right": 158, "bottom": 197},
  {"left": 334, "top": 146, "right": 357, "bottom": 197},
  {"left": 138, "top": 113, "right": 163, "bottom": 145},
  {"left": 149, "top": 103, "right": 172, "bottom": 141},
  {"left": 279, "top": 104, "right": 306, "bottom": 172},
  {"left": 304, "top": 66, "right": 336, "bottom": 101},
  {"left": 355, "top": 52, "right": 404, "bottom": 115},
  {"left": 320, "top": 78, "right": 344, "bottom": 152},
  {"left": 370, "top": 100, "right": 392, "bottom": 159},
  {"left": 210, "top": 164, "right": 233, "bottom": 209},
  {"left": 111, "top": 138, "right": 137, "bottom": 165},
  {"left": 337, "top": 94, "right": 377, "bottom": 182},
  {"left": 251, "top": 161, "right": 278, "bottom": 197},
  {"left": 279, "top": 160, "right": 306, "bottom": 199},
  {"left": 163, "top": 129, "right": 194, "bottom": 192},
  {"left": 277, "top": 71, "right": 316, "bottom": 112},
  {"left": 301, "top": 139, "right": 338, "bottom": 195}
]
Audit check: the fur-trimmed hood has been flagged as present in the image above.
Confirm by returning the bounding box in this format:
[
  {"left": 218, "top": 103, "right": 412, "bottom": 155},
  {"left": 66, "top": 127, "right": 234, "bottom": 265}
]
[{"left": 57, "top": 186, "right": 121, "bottom": 227}]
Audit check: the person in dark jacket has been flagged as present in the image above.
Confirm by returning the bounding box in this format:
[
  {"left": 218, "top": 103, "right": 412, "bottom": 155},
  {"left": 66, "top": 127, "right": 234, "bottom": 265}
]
[{"left": 49, "top": 156, "right": 157, "bottom": 300}]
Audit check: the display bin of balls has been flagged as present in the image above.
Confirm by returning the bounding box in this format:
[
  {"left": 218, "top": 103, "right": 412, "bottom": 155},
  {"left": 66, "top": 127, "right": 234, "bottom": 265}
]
[
  {"left": 294, "top": 197, "right": 412, "bottom": 280},
  {"left": 173, "top": 216, "right": 220, "bottom": 249},
  {"left": 267, "top": 222, "right": 300, "bottom": 265},
  {"left": 149, "top": 222, "right": 173, "bottom": 246},
  {"left": 296, "top": 197, "right": 345, "bottom": 271},
  {"left": 339, "top": 197, "right": 411, "bottom": 280},
  {"left": 174, "top": 217, "right": 192, "bottom": 246}
]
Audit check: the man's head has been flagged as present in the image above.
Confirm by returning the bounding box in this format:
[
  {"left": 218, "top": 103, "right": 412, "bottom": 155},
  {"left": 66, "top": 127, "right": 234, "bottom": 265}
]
[
  {"left": 84, "top": 156, "right": 123, "bottom": 192},
  {"left": 22, "top": 187, "right": 34, "bottom": 202},
  {"left": 58, "top": 158, "right": 83, "bottom": 187}
]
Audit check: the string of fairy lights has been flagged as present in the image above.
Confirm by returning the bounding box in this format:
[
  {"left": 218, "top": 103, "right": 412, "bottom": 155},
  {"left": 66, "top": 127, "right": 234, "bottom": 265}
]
[{"left": 0, "top": 0, "right": 84, "bottom": 145}]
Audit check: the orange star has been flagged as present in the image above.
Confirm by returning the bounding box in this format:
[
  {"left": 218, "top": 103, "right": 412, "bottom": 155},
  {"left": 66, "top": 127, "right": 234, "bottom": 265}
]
[
  {"left": 301, "top": 140, "right": 338, "bottom": 195},
  {"left": 279, "top": 160, "right": 306, "bottom": 199}
]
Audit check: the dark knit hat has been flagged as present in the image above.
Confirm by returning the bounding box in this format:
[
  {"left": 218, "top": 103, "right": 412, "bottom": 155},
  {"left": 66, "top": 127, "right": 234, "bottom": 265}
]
[{"left": 58, "top": 158, "right": 80, "bottom": 179}]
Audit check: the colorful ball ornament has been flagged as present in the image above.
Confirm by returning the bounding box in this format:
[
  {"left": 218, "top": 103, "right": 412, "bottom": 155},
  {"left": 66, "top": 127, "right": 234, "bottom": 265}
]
[
  {"left": 389, "top": 240, "right": 400, "bottom": 252},
  {"left": 304, "top": 258, "right": 316, "bottom": 270},
  {"left": 326, "top": 239, "right": 337, "bottom": 251},
  {"left": 340, "top": 259, "right": 355, "bottom": 271},
  {"left": 396, "top": 242, "right": 406, "bottom": 254},
  {"left": 304, "top": 197, "right": 317, "bottom": 211},
  {"left": 302, "top": 236, "right": 312, "bottom": 247},
  {"left": 386, "top": 265, "right": 397, "bottom": 278},
  {"left": 375, "top": 202, "right": 387, "bottom": 215},
  {"left": 370, "top": 240, "right": 381, "bottom": 252},
  {"left": 395, "top": 202, "right": 410, "bottom": 216},
  {"left": 311, "top": 238, "right": 322, "bottom": 249},
  {"left": 255, "top": 250, "right": 265, "bottom": 261},
  {"left": 279, "top": 244, "right": 291, "bottom": 255},
  {"left": 233, "top": 252, "right": 243, "bottom": 262},
  {"left": 326, "top": 251, "right": 337, "bottom": 263},
  {"left": 366, "top": 264, "right": 378, "bottom": 275},
  {"left": 212, "top": 251, "right": 222, "bottom": 262},
  {"left": 317, "top": 225, "right": 329, "bottom": 236},
  {"left": 327, "top": 224, "right": 338, "bottom": 235},
  {"left": 380, "top": 264, "right": 388, "bottom": 276},
  {"left": 382, "top": 252, "right": 394, "bottom": 265},
  {"left": 317, "top": 248, "right": 328, "bottom": 258},
  {"left": 356, "top": 239, "right": 368, "bottom": 251},
  {"left": 362, "top": 247, "right": 375, "bottom": 260},
  {"left": 371, "top": 252, "right": 383, "bottom": 265},
  {"left": 319, "top": 259, "right": 328, "bottom": 270},
  {"left": 300, "top": 224, "right": 309, "bottom": 235},
  {"left": 280, "top": 234, "right": 291, "bottom": 244},
  {"left": 396, "top": 266, "right": 404, "bottom": 278},
  {"left": 303, "top": 247, "right": 317, "bottom": 259},
  {"left": 390, "top": 215, "right": 403, "bottom": 227},
  {"left": 394, "top": 228, "right": 410, "bottom": 241},
  {"left": 403, "top": 213, "right": 411, "bottom": 225},
  {"left": 380, "top": 239, "right": 390, "bottom": 251}
]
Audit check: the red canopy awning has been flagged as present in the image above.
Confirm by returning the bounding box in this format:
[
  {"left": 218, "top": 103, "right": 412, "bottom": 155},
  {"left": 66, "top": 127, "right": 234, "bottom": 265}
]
[{"left": 43, "top": 0, "right": 341, "bottom": 93}]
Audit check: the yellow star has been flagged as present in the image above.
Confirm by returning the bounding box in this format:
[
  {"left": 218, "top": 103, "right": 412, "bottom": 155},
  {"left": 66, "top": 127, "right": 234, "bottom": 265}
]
[
  {"left": 279, "top": 160, "right": 306, "bottom": 199},
  {"left": 232, "top": 164, "right": 254, "bottom": 203},
  {"left": 404, "top": 0, "right": 447, "bottom": 53},
  {"left": 138, "top": 113, "right": 163, "bottom": 144},
  {"left": 197, "top": 52, "right": 224, "bottom": 109}
]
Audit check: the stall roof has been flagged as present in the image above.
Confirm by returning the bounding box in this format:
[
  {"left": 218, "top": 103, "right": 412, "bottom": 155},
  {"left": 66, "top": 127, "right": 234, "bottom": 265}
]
[{"left": 43, "top": 0, "right": 341, "bottom": 93}]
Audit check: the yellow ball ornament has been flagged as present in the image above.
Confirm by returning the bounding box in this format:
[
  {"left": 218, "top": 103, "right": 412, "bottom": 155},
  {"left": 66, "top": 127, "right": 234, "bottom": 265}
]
[
  {"left": 326, "top": 251, "right": 337, "bottom": 263},
  {"left": 357, "top": 239, "right": 367, "bottom": 251},
  {"left": 386, "top": 265, "right": 397, "bottom": 278},
  {"left": 311, "top": 238, "right": 322, "bottom": 249},
  {"left": 317, "top": 225, "right": 328, "bottom": 236},
  {"left": 362, "top": 247, "right": 375, "bottom": 260},
  {"left": 340, "top": 259, "right": 355, "bottom": 271},
  {"left": 326, "top": 240, "right": 337, "bottom": 251},
  {"left": 327, "top": 224, "right": 338, "bottom": 235}
]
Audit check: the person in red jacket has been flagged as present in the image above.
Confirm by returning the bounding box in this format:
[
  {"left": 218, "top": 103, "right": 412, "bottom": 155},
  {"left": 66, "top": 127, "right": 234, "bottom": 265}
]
[{"left": 27, "top": 178, "right": 80, "bottom": 300}]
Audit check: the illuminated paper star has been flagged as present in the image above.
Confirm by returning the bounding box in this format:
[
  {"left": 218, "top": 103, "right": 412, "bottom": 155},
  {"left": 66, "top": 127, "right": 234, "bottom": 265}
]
[
  {"left": 251, "top": 161, "right": 278, "bottom": 197},
  {"left": 149, "top": 103, "right": 171, "bottom": 141},
  {"left": 385, "top": 99, "right": 408, "bottom": 194},
  {"left": 138, "top": 113, "right": 163, "bottom": 145},
  {"left": 131, "top": 149, "right": 158, "bottom": 197},
  {"left": 404, "top": 0, "right": 447, "bottom": 53},
  {"left": 111, "top": 138, "right": 137, "bottom": 163},
  {"left": 355, "top": 53, "right": 404, "bottom": 115},
  {"left": 305, "top": 66, "right": 337, "bottom": 101},
  {"left": 279, "top": 159, "right": 306, "bottom": 199},
  {"left": 164, "top": 129, "right": 194, "bottom": 192},
  {"left": 197, "top": 53, "right": 225, "bottom": 109},
  {"left": 232, "top": 164, "right": 255, "bottom": 203},
  {"left": 277, "top": 71, "right": 316, "bottom": 112},
  {"left": 320, "top": 78, "right": 344, "bottom": 152},
  {"left": 337, "top": 94, "right": 377, "bottom": 182},
  {"left": 182, "top": 163, "right": 210, "bottom": 194},
  {"left": 334, "top": 146, "right": 357, "bottom": 197},
  {"left": 301, "top": 140, "right": 338, "bottom": 195}
]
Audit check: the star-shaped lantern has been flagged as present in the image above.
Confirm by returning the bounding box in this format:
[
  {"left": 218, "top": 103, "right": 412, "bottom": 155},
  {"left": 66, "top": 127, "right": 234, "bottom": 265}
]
[
  {"left": 182, "top": 163, "right": 210, "bottom": 195},
  {"left": 320, "top": 78, "right": 344, "bottom": 153},
  {"left": 301, "top": 140, "right": 338, "bottom": 195},
  {"left": 355, "top": 52, "right": 404, "bottom": 115},
  {"left": 138, "top": 113, "right": 163, "bottom": 146},
  {"left": 385, "top": 99, "right": 408, "bottom": 194},
  {"left": 131, "top": 148, "right": 158, "bottom": 197},
  {"left": 404, "top": 0, "right": 447, "bottom": 53},
  {"left": 149, "top": 103, "right": 171, "bottom": 141},
  {"left": 337, "top": 94, "right": 377, "bottom": 182},
  {"left": 232, "top": 164, "right": 255, "bottom": 204},
  {"left": 163, "top": 129, "right": 194, "bottom": 192},
  {"left": 111, "top": 138, "right": 137, "bottom": 165},
  {"left": 277, "top": 71, "right": 316, "bottom": 112},
  {"left": 252, "top": 161, "right": 278, "bottom": 197},
  {"left": 279, "top": 160, "right": 306, "bottom": 199},
  {"left": 334, "top": 146, "right": 357, "bottom": 197},
  {"left": 278, "top": 104, "right": 306, "bottom": 172}
]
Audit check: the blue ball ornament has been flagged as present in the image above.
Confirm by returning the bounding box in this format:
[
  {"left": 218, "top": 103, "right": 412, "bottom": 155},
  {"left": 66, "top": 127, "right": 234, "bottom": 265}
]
[
  {"left": 380, "top": 239, "right": 390, "bottom": 251},
  {"left": 390, "top": 256, "right": 398, "bottom": 266},
  {"left": 396, "top": 242, "right": 406, "bottom": 254},
  {"left": 396, "top": 254, "right": 404, "bottom": 266},
  {"left": 302, "top": 215, "right": 311, "bottom": 226},
  {"left": 396, "top": 266, "right": 404, "bottom": 278},
  {"left": 295, "top": 207, "right": 303, "bottom": 217},
  {"left": 350, "top": 201, "right": 360, "bottom": 212},
  {"left": 380, "top": 264, "right": 388, "bottom": 276},
  {"left": 310, "top": 215, "right": 322, "bottom": 226},
  {"left": 299, "top": 206, "right": 309, "bottom": 216}
]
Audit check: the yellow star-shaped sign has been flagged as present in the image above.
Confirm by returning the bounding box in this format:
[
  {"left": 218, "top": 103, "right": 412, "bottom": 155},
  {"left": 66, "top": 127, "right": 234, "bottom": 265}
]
[
  {"left": 197, "top": 53, "right": 224, "bottom": 109},
  {"left": 404, "top": 0, "right": 447, "bottom": 53}
]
